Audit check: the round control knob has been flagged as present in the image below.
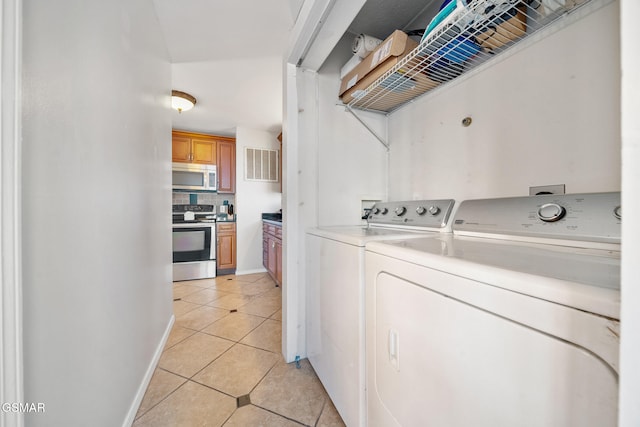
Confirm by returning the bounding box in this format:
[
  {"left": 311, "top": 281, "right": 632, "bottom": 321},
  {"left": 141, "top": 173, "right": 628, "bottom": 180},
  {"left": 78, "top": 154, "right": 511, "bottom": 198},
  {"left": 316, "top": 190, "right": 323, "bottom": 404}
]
[
  {"left": 380, "top": 207, "right": 388, "bottom": 215},
  {"left": 427, "top": 205, "right": 440, "bottom": 216},
  {"left": 372, "top": 208, "right": 380, "bottom": 215},
  {"left": 537, "top": 203, "right": 566, "bottom": 222},
  {"left": 614, "top": 206, "right": 621, "bottom": 220},
  {"left": 416, "top": 206, "right": 427, "bottom": 215},
  {"left": 394, "top": 206, "right": 407, "bottom": 216}
]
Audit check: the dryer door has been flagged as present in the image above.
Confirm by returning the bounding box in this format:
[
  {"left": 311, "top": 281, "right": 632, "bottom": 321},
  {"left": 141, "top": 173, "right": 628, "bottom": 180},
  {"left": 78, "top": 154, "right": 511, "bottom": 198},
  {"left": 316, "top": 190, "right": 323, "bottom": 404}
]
[{"left": 366, "top": 267, "right": 618, "bottom": 427}]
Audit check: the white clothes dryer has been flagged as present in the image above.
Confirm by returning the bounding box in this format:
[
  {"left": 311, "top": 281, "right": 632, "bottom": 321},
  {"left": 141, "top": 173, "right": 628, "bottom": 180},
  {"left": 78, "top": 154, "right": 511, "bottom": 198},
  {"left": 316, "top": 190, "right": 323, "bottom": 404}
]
[
  {"left": 365, "top": 192, "right": 621, "bottom": 427},
  {"left": 306, "top": 199, "right": 456, "bottom": 427}
]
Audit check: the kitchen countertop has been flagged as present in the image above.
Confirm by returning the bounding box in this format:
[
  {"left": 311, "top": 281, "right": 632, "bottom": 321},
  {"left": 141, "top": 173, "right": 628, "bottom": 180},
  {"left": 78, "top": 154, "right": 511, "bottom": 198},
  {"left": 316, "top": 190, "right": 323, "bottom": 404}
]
[
  {"left": 215, "top": 213, "right": 236, "bottom": 222},
  {"left": 262, "top": 212, "right": 282, "bottom": 222},
  {"left": 263, "top": 219, "right": 282, "bottom": 226}
]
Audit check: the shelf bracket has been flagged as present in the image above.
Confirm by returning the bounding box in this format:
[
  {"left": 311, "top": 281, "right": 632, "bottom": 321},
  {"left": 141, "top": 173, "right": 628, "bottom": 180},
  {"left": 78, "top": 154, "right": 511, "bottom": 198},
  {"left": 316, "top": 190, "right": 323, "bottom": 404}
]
[{"left": 346, "top": 104, "right": 389, "bottom": 151}]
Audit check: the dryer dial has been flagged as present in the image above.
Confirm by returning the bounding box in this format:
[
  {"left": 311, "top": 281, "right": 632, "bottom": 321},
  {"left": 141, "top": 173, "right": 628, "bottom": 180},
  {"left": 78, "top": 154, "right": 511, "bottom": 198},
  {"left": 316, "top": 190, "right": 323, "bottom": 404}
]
[
  {"left": 428, "top": 205, "right": 440, "bottom": 216},
  {"left": 537, "top": 203, "right": 566, "bottom": 222}
]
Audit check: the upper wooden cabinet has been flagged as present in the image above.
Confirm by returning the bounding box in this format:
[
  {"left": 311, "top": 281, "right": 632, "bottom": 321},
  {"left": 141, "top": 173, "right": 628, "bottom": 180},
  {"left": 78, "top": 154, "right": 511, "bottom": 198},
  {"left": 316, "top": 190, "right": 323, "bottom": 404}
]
[
  {"left": 172, "top": 130, "right": 235, "bottom": 193},
  {"left": 172, "top": 131, "right": 217, "bottom": 165},
  {"left": 172, "top": 135, "right": 192, "bottom": 162},
  {"left": 217, "top": 138, "right": 236, "bottom": 194}
]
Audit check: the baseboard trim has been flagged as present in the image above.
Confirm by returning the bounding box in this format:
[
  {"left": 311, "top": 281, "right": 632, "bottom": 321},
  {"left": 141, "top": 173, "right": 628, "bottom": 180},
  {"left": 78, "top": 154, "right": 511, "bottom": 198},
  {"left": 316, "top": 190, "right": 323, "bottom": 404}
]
[
  {"left": 216, "top": 268, "right": 236, "bottom": 276},
  {"left": 235, "top": 267, "right": 268, "bottom": 276},
  {"left": 122, "top": 314, "right": 175, "bottom": 427}
]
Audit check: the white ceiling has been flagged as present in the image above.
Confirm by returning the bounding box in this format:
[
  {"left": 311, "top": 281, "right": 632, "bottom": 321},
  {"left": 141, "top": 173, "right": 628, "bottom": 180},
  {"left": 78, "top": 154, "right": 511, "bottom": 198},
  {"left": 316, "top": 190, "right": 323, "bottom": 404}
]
[
  {"left": 151, "top": 0, "right": 436, "bottom": 136},
  {"left": 153, "top": 0, "right": 303, "bottom": 136}
]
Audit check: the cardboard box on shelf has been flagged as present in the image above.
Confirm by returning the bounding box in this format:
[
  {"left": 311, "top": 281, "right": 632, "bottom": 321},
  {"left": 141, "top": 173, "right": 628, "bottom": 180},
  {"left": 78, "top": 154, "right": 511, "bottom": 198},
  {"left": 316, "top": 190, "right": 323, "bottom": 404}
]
[
  {"left": 338, "top": 30, "right": 419, "bottom": 97},
  {"left": 340, "top": 54, "right": 363, "bottom": 79},
  {"left": 342, "top": 54, "right": 441, "bottom": 111}
]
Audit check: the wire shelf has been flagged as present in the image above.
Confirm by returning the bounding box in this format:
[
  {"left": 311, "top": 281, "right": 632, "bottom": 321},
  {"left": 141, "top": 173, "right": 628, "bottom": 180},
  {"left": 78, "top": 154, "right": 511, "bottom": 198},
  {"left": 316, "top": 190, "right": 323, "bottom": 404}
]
[{"left": 346, "top": 0, "right": 593, "bottom": 113}]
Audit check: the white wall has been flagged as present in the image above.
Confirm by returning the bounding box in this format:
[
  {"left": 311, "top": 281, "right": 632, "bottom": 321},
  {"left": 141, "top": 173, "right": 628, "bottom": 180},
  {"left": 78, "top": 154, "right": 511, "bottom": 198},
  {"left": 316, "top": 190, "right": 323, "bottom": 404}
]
[
  {"left": 317, "top": 35, "right": 388, "bottom": 225},
  {"left": 619, "top": 0, "right": 640, "bottom": 424},
  {"left": 388, "top": 1, "right": 621, "bottom": 201},
  {"left": 282, "top": 65, "right": 319, "bottom": 362},
  {"left": 281, "top": 35, "right": 388, "bottom": 361},
  {"left": 235, "top": 127, "right": 282, "bottom": 274},
  {"left": 21, "top": 1, "right": 173, "bottom": 426}
]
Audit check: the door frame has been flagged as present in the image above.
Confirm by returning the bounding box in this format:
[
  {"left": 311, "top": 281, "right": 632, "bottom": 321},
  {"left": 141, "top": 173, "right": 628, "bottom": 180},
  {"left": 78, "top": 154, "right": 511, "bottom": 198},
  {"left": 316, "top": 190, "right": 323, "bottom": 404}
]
[{"left": 1, "top": 0, "right": 24, "bottom": 425}]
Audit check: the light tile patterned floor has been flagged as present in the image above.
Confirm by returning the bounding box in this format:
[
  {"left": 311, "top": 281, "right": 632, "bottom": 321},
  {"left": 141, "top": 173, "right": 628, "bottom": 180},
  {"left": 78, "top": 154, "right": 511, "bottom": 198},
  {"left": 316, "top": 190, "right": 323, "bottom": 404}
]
[{"left": 134, "top": 273, "right": 345, "bottom": 427}]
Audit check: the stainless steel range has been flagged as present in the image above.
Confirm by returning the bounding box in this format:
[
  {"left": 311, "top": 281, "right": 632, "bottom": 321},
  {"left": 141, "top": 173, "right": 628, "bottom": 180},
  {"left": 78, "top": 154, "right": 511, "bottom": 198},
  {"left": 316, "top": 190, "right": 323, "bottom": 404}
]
[{"left": 172, "top": 204, "right": 217, "bottom": 281}]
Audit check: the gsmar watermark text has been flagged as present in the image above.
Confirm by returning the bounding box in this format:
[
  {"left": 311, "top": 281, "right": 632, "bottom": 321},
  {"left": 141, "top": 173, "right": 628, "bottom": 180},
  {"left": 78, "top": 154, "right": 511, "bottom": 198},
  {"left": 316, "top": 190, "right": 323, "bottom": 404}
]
[{"left": 1, "top": 402, "right": 46, "bottom": 413}]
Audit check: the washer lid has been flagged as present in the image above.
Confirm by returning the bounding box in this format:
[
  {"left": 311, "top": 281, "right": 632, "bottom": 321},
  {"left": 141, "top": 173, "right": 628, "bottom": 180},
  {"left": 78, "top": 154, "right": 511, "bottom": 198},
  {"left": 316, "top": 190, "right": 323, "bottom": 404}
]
[
  {"left": 306, "top": 225, "right": 435, "bottom": 247},
  {"left": 366, "top": 235, "right": 620, "bottom": 319}
]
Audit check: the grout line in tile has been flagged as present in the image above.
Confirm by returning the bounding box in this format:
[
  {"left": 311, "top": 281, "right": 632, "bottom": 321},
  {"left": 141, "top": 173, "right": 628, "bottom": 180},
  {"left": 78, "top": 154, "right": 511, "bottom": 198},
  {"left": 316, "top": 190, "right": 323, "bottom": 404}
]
[
  {"left": 134, "top": 374, "right": 189, "bottom": 421},
  {"left": 189, "top": 377, "right": 239, "bottom": 402},
  {"left": 199, "top": 316, "right": 268, "bottom": 343},
  {"left": 206, "top": 298, "right": 254, "bottom": 311},
  {"left": 220, "top": 408, "right": 236, "bottom": 427},
  {"left": 249, "top": 402, "right": 309, "bottom": 427},
  {"left": 191, "top": 341, "right": 284, "bottom": 404},
  {"left": 162, "top": 330, "right": 197, "bottom": 351},
  {"left": 314, "top": 398, "right": 329, "bottom": 427},
  {"left": 186, "top": 341, "right": 246, "bottom": 383}
]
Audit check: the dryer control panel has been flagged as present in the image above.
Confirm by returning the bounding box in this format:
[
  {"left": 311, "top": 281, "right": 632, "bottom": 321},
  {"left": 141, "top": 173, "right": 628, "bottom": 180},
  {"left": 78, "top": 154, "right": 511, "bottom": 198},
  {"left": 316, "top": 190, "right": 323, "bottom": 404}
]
[
  {"left": 453, "top": 192, "right": 621, "bottom": 244},
  {"left": 368, "top": 199, "right": 455, "bottom": 229}
]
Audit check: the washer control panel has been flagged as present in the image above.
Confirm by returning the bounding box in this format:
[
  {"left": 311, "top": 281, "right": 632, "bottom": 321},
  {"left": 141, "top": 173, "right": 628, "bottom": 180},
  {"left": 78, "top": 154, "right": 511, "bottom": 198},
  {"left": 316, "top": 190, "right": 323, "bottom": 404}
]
[
  {"left": 368, "top": 199, "right": 455, "bottom": 228},
  {"left": 453, "top": 192, "right": 621, "bottom": 244}
]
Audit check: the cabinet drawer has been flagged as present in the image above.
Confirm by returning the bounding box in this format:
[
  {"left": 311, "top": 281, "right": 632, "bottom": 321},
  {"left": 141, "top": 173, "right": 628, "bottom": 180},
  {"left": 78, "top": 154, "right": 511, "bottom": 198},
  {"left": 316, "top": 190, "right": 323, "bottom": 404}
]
[
  {"left": 263, "top": 221, "right": 282, "bottom": 238},
  {"left": 217, "top": 223, "right": 236, "bottom": 233}
]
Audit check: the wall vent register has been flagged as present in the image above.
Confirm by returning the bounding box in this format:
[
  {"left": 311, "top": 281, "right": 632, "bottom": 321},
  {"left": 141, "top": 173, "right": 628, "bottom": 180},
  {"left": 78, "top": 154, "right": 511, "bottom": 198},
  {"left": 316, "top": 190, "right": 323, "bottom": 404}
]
[{"left": 245, "top": 147, "right": 279, "bottom": 182}]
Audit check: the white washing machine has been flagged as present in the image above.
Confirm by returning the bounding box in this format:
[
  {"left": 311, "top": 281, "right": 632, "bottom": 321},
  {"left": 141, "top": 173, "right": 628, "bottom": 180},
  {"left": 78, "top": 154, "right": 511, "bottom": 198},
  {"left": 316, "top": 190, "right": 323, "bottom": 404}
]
[
  {"left": 365, "top": 192, "right": 621, "bottom": 427},
  {"left": 306, "top": 199, "right": 456, "bottom": 427}
]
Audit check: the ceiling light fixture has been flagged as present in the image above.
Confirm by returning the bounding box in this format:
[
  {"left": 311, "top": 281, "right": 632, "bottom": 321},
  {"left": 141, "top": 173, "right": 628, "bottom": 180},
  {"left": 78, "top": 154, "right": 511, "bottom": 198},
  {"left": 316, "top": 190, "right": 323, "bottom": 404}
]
[{"left": 171, "top": 90, "right": 196, "bottom": 113}]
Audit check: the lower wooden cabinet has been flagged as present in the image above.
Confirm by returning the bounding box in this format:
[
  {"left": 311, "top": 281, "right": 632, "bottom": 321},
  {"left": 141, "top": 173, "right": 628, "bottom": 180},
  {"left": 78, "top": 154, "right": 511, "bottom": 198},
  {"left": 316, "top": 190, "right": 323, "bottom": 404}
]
[
  {"left": 217, "top": 222, "right": 236, "bottom": 275},
  {"left": 263, "top": 221, "right": 282, "bottom": 286}
]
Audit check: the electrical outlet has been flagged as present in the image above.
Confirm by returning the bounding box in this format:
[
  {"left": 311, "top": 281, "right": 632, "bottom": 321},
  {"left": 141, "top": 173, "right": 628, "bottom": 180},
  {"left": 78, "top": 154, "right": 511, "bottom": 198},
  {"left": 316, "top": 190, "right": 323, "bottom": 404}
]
[{"left": 529, "top": 184, "right": 565, "bottom": 196}]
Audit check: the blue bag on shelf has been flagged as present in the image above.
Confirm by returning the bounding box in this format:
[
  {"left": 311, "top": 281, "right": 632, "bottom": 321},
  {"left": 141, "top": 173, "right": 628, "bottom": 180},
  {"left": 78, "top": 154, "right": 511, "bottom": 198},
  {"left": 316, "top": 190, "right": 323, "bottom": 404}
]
[{"left": 421, "top": 0, "right": 480, "bottom": 82}]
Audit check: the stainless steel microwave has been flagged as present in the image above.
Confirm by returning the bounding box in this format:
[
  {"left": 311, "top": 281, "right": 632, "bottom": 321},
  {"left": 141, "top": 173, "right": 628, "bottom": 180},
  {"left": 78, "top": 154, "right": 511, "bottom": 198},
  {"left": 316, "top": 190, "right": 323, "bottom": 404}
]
[{"left": 172, "top": 162, "right": 217, "bottom": 191}]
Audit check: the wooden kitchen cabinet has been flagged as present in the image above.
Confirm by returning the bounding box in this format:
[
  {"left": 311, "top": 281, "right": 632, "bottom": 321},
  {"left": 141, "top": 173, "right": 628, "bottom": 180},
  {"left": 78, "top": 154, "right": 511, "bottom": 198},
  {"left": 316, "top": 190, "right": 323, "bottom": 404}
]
[
  {"left": 263, "top": 221, "right": 282, "bottom": 286},
  {"left": 172, "top": 134, "right": 192, "bottom": 162},
  {"left": 217, "top": 222, "right": 236, "bottom": 275},
  {"left": 172, "top": 130, "right": 217, "bottom": 165},
  {"left": 217, "top": 138, "right": 236, "bottom": 193},
  {"left": 275, "top": 239, "right": 282, "bottom": 284}
]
